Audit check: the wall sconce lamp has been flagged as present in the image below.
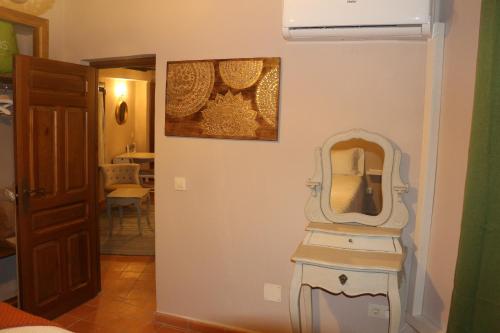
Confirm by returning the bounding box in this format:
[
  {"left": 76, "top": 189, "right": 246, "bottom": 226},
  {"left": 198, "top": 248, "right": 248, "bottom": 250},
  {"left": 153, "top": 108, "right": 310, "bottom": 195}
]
[{"left": 115, "top": 81, "right": 127, "bottom": 100}]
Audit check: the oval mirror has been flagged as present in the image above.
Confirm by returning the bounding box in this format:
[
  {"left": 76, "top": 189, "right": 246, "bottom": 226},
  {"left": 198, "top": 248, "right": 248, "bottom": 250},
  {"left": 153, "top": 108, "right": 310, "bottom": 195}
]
[
  {"left": 317, "top": 129, "right": 395, "bottom": 226},
  {"left": 330, "top": 139, "right": 384, "bottom": 216},
  {"left": 115, "top": 101, "right": 128, "bottom": 125}
]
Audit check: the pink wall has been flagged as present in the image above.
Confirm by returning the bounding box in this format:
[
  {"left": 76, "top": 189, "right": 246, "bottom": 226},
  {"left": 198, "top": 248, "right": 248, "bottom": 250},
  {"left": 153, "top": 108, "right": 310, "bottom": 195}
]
[
  {"left": 38, "top": 0, "right": 482, "bottom": 331},
  {"left": 423, "top": 0, "right": 482, "bottom": 328}
]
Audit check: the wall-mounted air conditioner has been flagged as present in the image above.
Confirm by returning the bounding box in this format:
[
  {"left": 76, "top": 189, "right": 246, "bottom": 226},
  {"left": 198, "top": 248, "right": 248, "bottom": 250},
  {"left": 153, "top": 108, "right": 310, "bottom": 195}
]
[{"left": 283, "top": 0, "right": 434, "bottom": 41}]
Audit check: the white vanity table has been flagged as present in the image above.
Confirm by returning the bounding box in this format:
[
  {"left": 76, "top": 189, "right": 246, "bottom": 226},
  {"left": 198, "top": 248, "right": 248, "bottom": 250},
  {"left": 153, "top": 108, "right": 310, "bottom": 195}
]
[{"left": 289, "top": 129, "right": 409, "bottom": 333}]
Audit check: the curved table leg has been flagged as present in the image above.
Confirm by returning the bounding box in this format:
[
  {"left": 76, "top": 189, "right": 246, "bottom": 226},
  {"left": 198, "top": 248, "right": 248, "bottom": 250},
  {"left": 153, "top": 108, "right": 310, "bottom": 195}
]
[
  {"left": 146, "top": 193, "right": 151, "bottom": 229},
  {"left": 303, "top": 284, "right": 313, "bottom": 333},
  {"left": 388, "top": 273, "right": 401, "bottom": 333},
  {"left": 135, "top": 199, "right": 142, "bottom": 235},
  {"left": 290, "top": 263, "right": 303, "bottom": 333}
]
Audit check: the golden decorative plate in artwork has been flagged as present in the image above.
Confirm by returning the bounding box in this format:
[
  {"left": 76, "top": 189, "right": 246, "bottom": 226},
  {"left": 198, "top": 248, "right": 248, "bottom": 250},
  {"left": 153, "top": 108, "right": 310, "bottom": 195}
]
[
  {"left": 201, "top": 91, "right": 259, "bottom": 137},
  {"left": 166, "top": 62, "right": 215, "bottom": 118},
  {"left": 256, "top": 67, "right": 279, "bottom": 127},
  {"left": 219, "top": 60, "right": 264, "bottom": 90}
]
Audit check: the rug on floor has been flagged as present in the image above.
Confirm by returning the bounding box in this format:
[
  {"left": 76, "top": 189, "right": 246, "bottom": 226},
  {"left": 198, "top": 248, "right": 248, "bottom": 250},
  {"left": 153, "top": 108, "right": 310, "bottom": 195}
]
[{"left": 99, "top": 204, "right": 155, "bottom": 256}]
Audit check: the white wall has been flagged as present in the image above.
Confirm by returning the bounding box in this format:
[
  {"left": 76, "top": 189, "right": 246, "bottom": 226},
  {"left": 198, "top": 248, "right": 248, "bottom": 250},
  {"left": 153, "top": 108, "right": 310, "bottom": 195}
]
[
  {"left": 48, "top": 1, "right": 428, "bottom": 332},
  {"left": 41, "top": 0, "right": 67, "bottom": 62},
  {"left": 422, "top": 0, "right": 482, "bottom": 328}
]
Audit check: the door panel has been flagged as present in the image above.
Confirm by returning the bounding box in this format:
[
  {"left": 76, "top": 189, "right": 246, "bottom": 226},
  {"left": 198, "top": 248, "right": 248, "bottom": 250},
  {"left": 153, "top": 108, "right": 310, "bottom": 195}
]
[
  {"left": 31, "top": 202, "right": 88, "bottom": 235},
  {"left": 30, "top": 107, "right": 57, "bottom": 197},
  {"left": 32, "top": 241, "right": 62, "bottom": 305},
  {"left": 65, "top": 109, "right": 88, "bottom": 192},
  {"left": 67, "top": 231, "right": 91, "bottom": 291},
  {"left": 31, "top": 70, "right": 87, "bottom": 94},
  {"left": 15, "top": 55, "right": 99, "bottom": 319}
]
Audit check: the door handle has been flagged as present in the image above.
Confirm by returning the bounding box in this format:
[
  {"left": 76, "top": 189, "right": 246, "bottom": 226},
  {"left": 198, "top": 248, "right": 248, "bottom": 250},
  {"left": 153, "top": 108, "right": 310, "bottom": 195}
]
[
  {"left": 20, "top": 186, "right": 46, "bottom": 213},
  {"left": 23, "top": 188, "right": 46, "bottom": 197}
]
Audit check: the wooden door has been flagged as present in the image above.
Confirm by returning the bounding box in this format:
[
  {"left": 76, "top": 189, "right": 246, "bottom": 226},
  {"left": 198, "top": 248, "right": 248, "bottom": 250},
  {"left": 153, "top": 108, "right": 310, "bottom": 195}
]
[{"left": 14, "top": 55, "right": 99, "bottom": 319}]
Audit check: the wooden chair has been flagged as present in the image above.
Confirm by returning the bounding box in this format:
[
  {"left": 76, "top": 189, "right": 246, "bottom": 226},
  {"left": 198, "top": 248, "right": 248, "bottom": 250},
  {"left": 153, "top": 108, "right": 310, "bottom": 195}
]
[
  {"left": 100, "top": 164, "right": 147, "bottom": 235},
  {"left": 100, "top": 163, "right": 142, "bottom": 193},
  {"left": 111, "top": 156, "right": 154, "bottom": 192}
]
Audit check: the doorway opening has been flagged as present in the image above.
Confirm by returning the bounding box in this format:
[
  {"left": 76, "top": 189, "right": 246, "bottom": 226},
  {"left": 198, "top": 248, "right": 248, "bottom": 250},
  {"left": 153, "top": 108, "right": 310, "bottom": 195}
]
[{"left": 87, "top": 55, "right": 156, "bottom": 310}]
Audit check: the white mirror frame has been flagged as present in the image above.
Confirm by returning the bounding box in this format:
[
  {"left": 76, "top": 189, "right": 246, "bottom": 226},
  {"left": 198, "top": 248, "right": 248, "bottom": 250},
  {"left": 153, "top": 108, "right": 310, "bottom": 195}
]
[{"left": 305, "top": 129, "right": 409, "bottom": 229}]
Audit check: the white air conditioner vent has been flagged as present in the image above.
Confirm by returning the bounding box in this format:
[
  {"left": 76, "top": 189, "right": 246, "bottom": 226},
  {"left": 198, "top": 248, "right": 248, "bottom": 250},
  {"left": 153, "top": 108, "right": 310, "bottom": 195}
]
[{"left": 283, "top": 0, "right": 434, "bottom": 41}]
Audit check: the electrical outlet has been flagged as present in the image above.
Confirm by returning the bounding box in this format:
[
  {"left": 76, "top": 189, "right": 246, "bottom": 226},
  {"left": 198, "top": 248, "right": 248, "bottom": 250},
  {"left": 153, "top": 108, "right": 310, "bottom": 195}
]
[
  {"left": 368, "top": 304, "right": 389, "bottom": 319},
  {"left": 264, "top": 283, "right": 282, "bottom": 303}
]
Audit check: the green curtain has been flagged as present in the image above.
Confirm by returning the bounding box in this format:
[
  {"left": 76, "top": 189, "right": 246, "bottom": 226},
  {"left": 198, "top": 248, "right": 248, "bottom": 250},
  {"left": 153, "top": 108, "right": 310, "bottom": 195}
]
[{"left": 447, "top": 1, "right": 500, "bottom": 332}]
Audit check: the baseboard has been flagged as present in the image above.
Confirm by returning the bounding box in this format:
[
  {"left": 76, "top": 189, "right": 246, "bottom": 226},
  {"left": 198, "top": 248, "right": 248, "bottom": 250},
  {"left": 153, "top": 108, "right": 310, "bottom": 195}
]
[
  {"left": 406, "top": 314, "right": 443, "bottom": 333},
  {"left": 155, "top": 312, "right": 440, "bottom": 333},
  {"left": 155, "top": 312, "right": 260, "bottom": 333}
]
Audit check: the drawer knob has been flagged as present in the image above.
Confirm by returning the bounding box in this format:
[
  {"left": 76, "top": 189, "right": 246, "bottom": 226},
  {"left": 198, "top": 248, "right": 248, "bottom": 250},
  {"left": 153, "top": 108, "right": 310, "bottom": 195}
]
[
  {"left": 348, "top": 238, "right": 353, "bottom": 243},
  {"left": 339, "top": 274, "right": 348, "bottom": 285}
]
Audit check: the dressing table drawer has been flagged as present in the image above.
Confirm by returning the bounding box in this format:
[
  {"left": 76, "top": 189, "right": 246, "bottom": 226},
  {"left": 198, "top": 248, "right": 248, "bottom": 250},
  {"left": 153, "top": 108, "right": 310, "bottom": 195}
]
[
  {"left": 307, "top": 232, "right": 396, "bottom": 252},
  {"left": 302, "top": 265, "right": 388, "bottom": 296}
]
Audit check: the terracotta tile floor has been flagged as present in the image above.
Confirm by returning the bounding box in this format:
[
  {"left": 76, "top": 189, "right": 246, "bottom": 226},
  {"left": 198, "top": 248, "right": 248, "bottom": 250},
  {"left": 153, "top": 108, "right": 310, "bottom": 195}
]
[{"left": 55, "top": 255, "right": 182, "bottom": 333}]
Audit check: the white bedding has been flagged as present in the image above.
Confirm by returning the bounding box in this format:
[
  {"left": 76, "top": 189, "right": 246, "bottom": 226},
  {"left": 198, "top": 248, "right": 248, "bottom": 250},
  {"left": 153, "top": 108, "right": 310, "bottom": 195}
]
[
  {"left": 0, "top": 327, "right": 71, "bottom": 333},
  {"left": 330, "top": 175, "right": 364, "bottom": 214}
]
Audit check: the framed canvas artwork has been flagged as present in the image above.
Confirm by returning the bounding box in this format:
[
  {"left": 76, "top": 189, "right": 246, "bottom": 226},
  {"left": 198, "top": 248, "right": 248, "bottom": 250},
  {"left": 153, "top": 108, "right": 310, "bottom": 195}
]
[{"left": 165, "top": 57, "right": 281, "bottom": 141}]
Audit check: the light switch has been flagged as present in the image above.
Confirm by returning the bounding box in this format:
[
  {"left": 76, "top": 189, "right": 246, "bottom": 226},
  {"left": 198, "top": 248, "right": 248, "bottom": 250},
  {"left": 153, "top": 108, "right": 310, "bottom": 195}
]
[
  {"left": 264, "top": 283, "right": 282, "bottom": 303},
  {"left": 174, "top": 177, "right": 186, "bottom": 191}
]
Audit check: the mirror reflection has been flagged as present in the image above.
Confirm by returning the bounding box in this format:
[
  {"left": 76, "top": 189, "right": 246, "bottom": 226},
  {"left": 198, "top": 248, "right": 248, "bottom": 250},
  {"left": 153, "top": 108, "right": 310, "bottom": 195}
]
[
  {"left": 115, "top": 101, "right": 128, "bottom": 125},
  {"left": 330, "top": 139, "right": 384, "bottom": 216}
]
